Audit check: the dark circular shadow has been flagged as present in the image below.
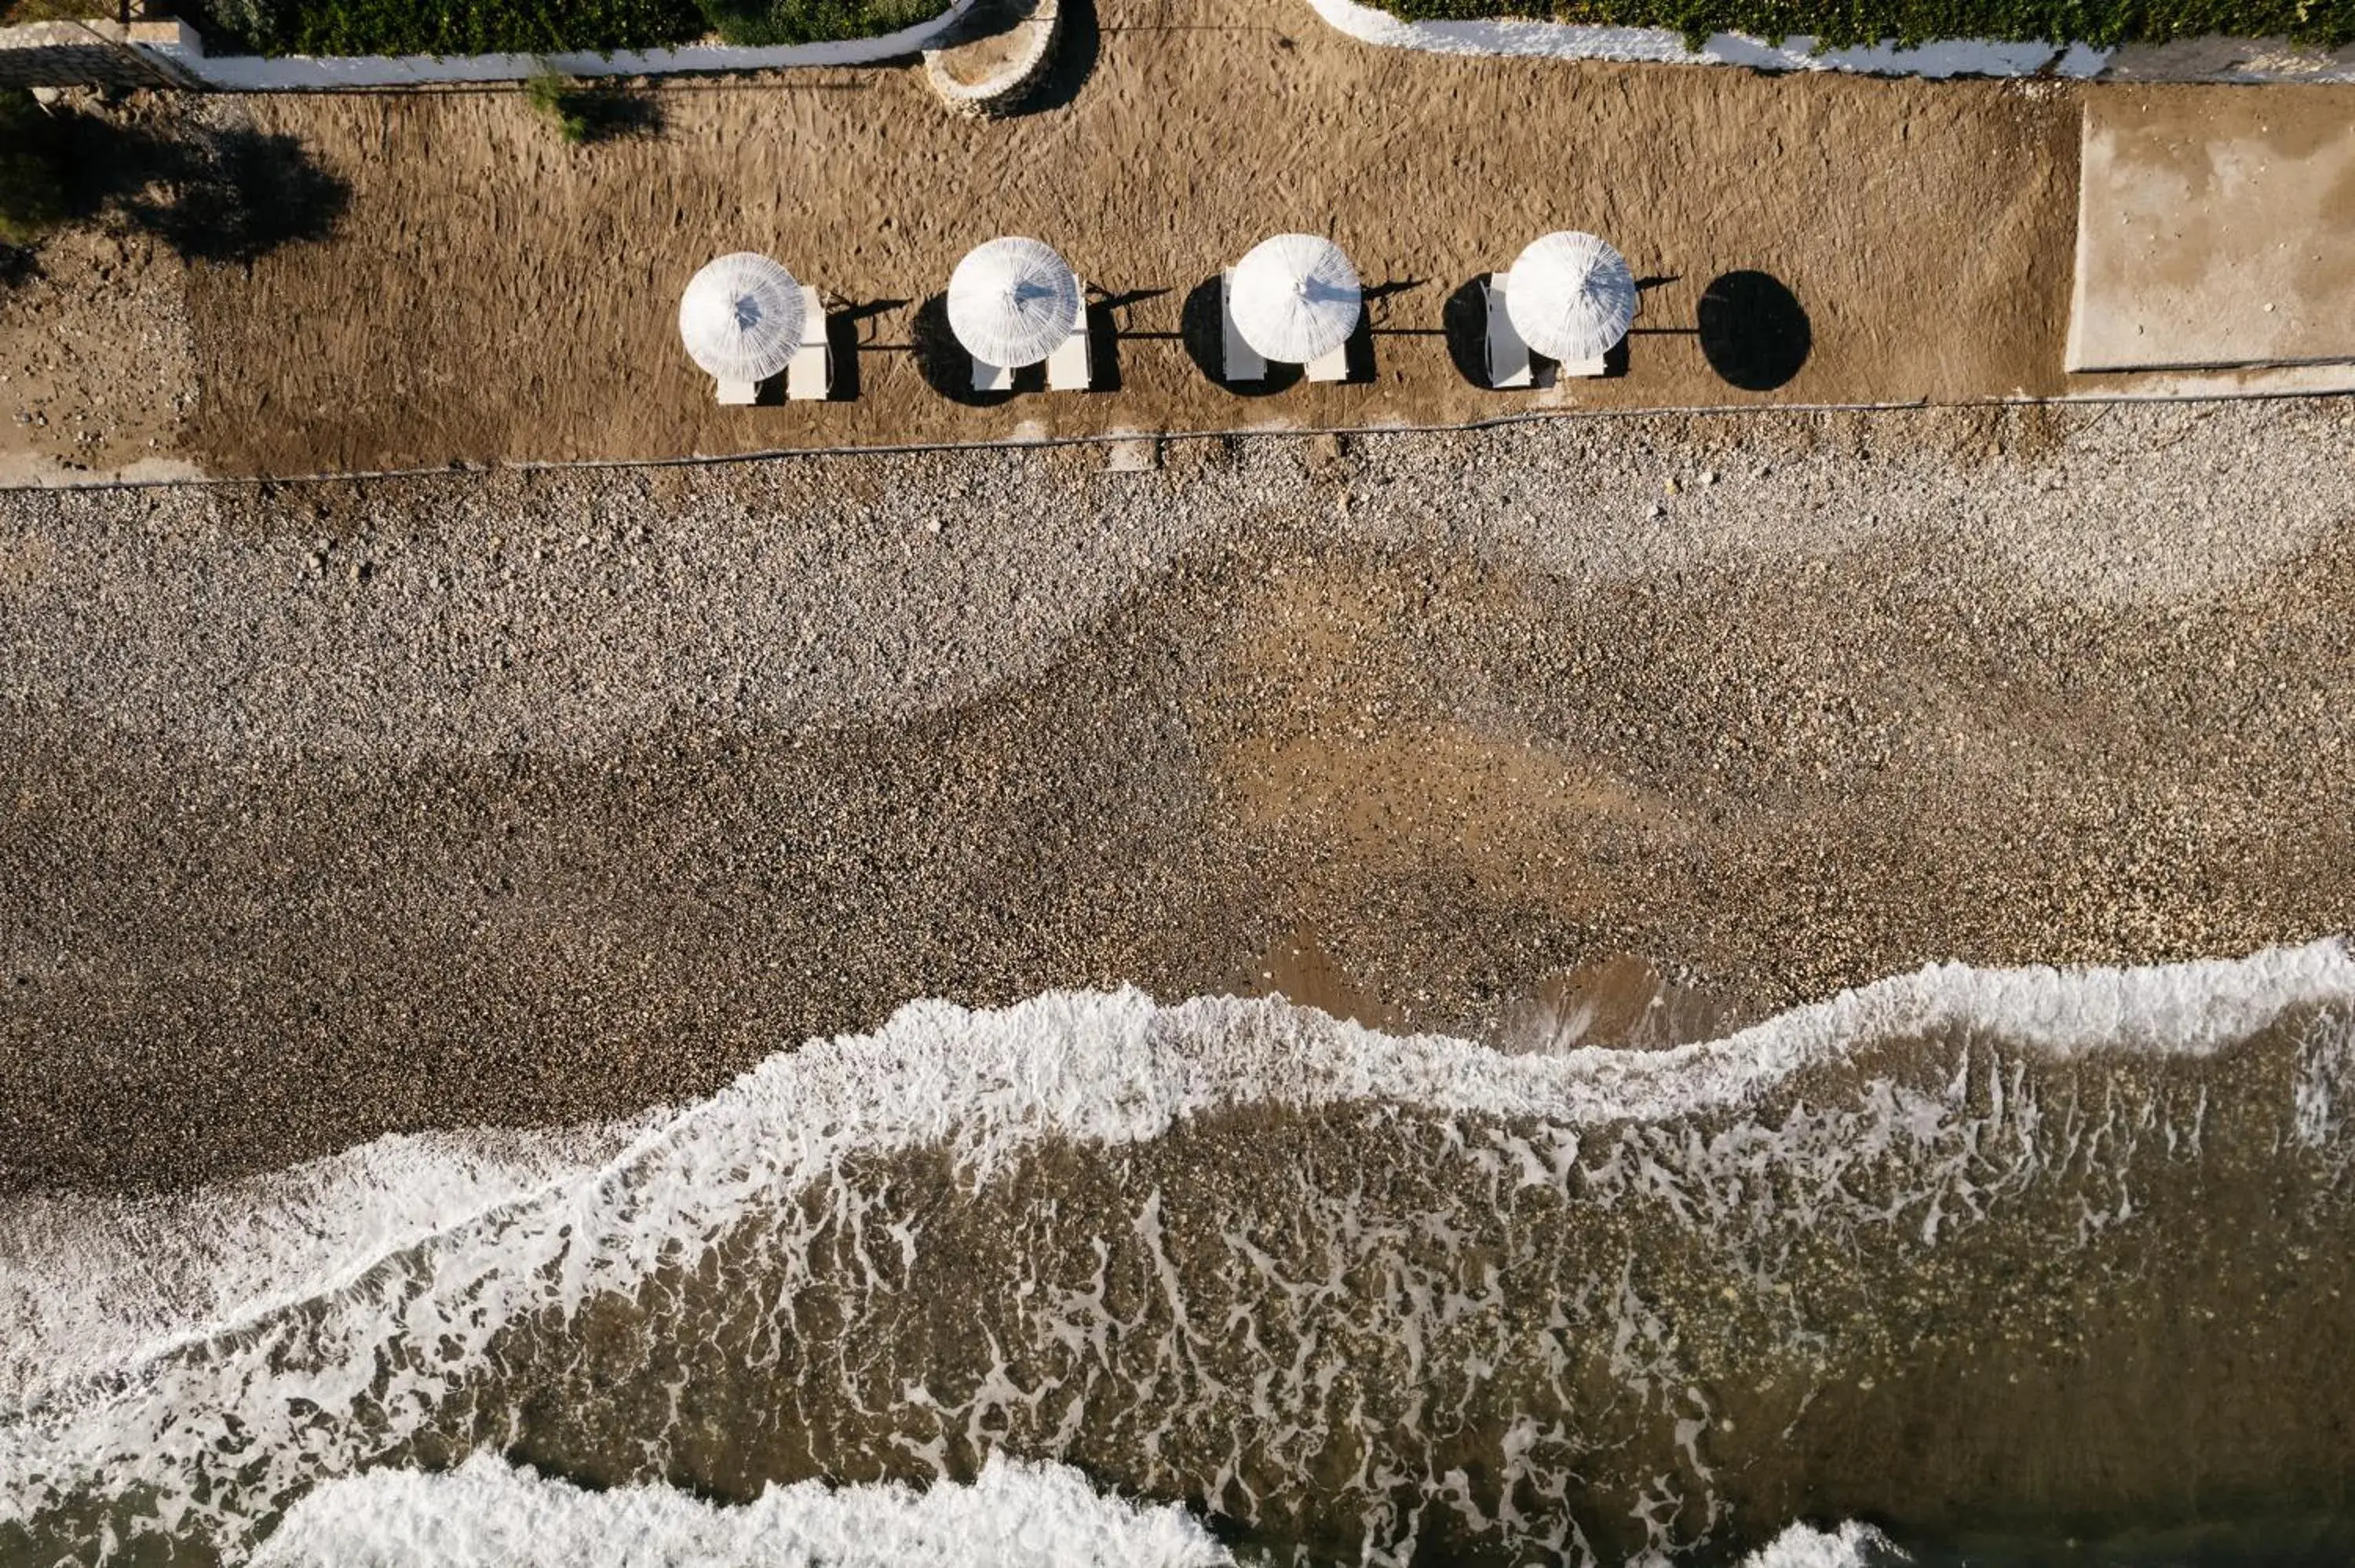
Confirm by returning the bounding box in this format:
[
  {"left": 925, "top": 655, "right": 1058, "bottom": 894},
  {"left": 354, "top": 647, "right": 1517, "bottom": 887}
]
[
  {"left": 1178, "top": 275, "right": 1302, "bottom": 397},
  {"left": 1696, "top": 271, "right": 1811, "bottom": 392},
  {"left": 911, "top": 294, "right": 1017, "bottom": 407},
  {"left": 1441, "top": 276, "right": 1495, "bottom": 388}
]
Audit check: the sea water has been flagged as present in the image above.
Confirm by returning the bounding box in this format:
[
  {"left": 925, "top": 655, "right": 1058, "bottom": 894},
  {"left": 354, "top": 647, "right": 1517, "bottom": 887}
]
[{"left": 4, "top": 943, "right": 2353, "bottom": 1566}]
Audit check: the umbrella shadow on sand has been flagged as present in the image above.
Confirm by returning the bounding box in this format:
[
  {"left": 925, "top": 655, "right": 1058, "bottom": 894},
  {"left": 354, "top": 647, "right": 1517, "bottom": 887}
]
[
  {"left": 1440, "top": 277, "right": 1501, "bottom": 388},
  {"left": 1697, "top": 271, "right": 1811, "bottom": 391},
  {"left": 1438, "top": 275, "right": 1599, "bottom": 388},
  {"left": 818, "top": 297, "right": 908, "bottom": 403},
  {"left": 1178, "top": 276, "right": 1302, "bottom": 397},
  {"left": 1081, "top": 286, "right": 1167, "bottom": 393},
  {"left": 911, "top": 294, "right": 1028, "bottom": 407}
]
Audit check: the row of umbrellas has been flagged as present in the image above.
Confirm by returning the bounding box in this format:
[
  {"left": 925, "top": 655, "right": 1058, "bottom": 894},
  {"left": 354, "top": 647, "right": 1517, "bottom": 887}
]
[{"left": 679, "top": 232, "right": 1637, "bottom": 385}]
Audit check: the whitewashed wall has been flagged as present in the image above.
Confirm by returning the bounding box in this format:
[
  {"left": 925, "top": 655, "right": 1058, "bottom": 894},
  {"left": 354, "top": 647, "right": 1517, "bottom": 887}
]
[
  {"left": 136, "top": 0, "right": 975, "bottom": 88},
  {"left": 1301, "top": 0, "right": 2110, "bottom": 77}
]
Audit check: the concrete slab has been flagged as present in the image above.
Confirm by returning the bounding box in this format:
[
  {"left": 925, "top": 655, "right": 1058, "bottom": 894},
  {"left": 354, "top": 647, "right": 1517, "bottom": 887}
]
[{"left": 2068, "top": 89, "right": 2355, "bottom": 373}]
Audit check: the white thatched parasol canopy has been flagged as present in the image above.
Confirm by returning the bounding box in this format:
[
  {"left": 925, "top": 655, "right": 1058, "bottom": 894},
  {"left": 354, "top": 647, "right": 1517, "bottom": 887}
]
[
  {"left": 1230, "top": 234, "right": 1362, "bottom": 363},
  {"left": 679, "top": 253, "right": 806, "bottom": 385},
  {"left": 1506, "top": 232, "right": 1637, "bottom": 363},
  {"left": 948, "top": 237, "right": 1082, "bottom": 368}
]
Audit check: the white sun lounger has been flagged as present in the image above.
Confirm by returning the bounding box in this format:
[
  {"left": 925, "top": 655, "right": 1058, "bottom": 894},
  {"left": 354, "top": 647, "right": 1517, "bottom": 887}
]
[
  {"left": 1305, "top": 338, "right": 1351, "bottom": 383},
  {"left": 716, "top": 377, "right": 758, "bottom": 405},
  {"left": 1485, "top": 274, "right": 1533, "bottom": 389},
  {"left": 1220, "top": 269, "right": 1265, "bottom": 383},
  {"left": 971, "top": 356, "right": 1014, "bottom": 393},
  {"left": 1046, "top": 279, "right": 1091, "bottom": 392},
  {"left": 787, "top": 285, "right": 830, "bottom": 402}
]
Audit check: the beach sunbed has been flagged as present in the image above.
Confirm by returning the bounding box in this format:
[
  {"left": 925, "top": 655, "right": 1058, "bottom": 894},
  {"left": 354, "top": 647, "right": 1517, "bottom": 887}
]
[
  {"left": 1485, "top": 274, "right": 1534, "bottom": 389},
  {"left": 1046, "top": 280, "right": 1092, "bottom": 392},
  {"left": 715, "top": 377, "right": 758, "bottom": 406},
  {"left": 787, "top": 285, "right": 830, "bottom": 402},
  {"left": 1221, "top": 270, "right": 1265, "bottom": 383},
  {"left": 972, "top": 356, "right": 1014, "bottom": 393},
  {"left": 1305, "top": 339, "right": 1350, "bottom": 384}
]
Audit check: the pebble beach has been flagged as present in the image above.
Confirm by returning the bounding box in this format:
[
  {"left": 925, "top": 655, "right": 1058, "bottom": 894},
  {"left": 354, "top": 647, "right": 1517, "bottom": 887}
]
[{"left": 2, "top": 397, "right": 2352, "bottom": 1192}]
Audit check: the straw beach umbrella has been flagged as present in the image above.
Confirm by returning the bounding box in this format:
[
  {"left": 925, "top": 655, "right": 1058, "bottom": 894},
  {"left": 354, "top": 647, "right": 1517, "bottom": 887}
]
[
  {"left": 948, "top": 237, "right": 1082, "bottom": 368},
  {"left": 1506, "top": 232, "right": 1638, "bottom": 363},
  {"left": 678, "top": 252, "right": 806, "bottom": 385},
  {"left": 1230, "top": 234, "right": 1362, "bottom": 363}
]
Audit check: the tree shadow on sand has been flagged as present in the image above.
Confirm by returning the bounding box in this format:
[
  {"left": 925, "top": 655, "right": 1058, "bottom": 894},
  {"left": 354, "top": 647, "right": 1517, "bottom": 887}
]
[
  {"left": 568, "top": 84, "right": 666, "bottom": 144},
  {"left": 59, "top": 112, "right": 350, "bottom": 266}
]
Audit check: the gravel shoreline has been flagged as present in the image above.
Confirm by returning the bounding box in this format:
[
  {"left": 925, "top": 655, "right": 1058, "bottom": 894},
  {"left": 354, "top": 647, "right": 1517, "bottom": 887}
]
[{"left": 2, "top": 399, "right": 2351, "bottom": 1192}]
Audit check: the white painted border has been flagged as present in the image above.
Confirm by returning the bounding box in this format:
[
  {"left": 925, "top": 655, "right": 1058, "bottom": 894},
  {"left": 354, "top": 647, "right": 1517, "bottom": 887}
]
[
  {"left": 1301, "top": 0, "right": 2109, "bottom": 78},
  {"left": 135, "top": 0, "right": 976, "bottom": 88},
  {"left": 1302, "top": 0, "right": 2355, "bottom": 81}
]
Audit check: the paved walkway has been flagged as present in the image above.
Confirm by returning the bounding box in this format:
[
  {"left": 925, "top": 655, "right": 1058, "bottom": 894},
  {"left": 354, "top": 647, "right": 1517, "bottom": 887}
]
[{"left": 2068, "top": 86, "right": 2355, "bottom": 373}]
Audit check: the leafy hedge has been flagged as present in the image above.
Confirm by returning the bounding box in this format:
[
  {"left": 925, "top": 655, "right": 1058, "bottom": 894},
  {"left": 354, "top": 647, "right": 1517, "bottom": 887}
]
[
  {"left": 695, "top": 0, "right": 942, "bottom": 46},
  {"left": 1381, "top": 0, "right": 2355, "bottom": 47},
  {"left": 191, "top": 0, "right": 946, "bottom": 57}
]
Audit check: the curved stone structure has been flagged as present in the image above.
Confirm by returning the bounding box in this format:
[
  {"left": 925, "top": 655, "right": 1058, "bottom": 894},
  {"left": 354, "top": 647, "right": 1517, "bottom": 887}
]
[{"left": 923, "top": 0, "right": 1061, "bottom": 115}]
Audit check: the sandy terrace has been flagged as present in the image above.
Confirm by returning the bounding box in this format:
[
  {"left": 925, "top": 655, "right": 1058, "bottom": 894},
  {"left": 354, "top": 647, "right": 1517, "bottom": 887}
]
[
  {"left": 2, "top": 0, "right": 2114, "bottom": 478},
  {"left": 9, "top": 5, "right": 2353, "bottom": 479}
]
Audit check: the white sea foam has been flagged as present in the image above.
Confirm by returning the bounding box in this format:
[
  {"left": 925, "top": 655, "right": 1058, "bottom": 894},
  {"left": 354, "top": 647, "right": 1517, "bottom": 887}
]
[
  {"left": 0, "top": 1121, "right": 650, "bottom": 1419},
  {"left": 249, "top": 1453, "right": 1900, "bottom": 1568},
  {"left": 248, "top": 1451, "right": 1236, "bottom": 1568},
  {"left": 1736, "top": 1520, "right": 1906, "bottom": 1566},
  {"left": 4, "top": 942, "right": 2348, "bottom": 1559}
]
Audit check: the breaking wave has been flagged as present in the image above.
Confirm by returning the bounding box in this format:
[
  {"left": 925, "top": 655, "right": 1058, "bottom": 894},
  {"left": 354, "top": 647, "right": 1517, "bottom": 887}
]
[
  {"left": 246, "top": 1451, "right": 1904, "bottom": 1568},
  {"left": 4, "top": 942, "right": 2353, "bottom": 1564},
  {"left": 249, "top": 1451, "right": 1238, "bottom": 1568}
]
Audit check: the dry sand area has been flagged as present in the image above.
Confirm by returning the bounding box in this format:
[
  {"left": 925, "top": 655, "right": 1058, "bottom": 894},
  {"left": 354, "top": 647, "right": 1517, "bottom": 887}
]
[
  {"left": 6, "top": 0, "right": 2102, "bottom": 478},
  {"left": 5, "top": 399, "right": 2353, "bottom": 1191}
]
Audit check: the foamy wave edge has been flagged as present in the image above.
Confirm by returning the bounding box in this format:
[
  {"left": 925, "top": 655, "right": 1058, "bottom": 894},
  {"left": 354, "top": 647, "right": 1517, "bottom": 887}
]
[
  {"left": 247, "top": 1451, "right": 1900, "bottom": 1568},
  {"left": 7, "top": 941, "right": 2349, "bottom": 1417},
  {"left": 609, "top": 936, "right": 2355, "bottom": 1188},
  {"left": 249, "top": 1451, "right": 1239, "bottom": 1568}
]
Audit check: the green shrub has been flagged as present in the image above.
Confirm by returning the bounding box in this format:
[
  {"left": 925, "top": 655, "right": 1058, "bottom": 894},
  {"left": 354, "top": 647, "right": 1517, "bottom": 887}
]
[
  {"left": 1381, "top": 0, "right": 2353, "bottom": 48},
  {"left": 189, "top": 0, "right": 705, "bottom": 57},
  {"left": 524, "top": 66, "right": 591, "bottom": 140},
  {"left": 0, "top": 90, "right": 68, "bottom": 247},
  {"left": 690, "top": 0, "right": 937, "bottom": 47},
  {"left": 184, "top": 0, "right": 944, "bottom": 57}
]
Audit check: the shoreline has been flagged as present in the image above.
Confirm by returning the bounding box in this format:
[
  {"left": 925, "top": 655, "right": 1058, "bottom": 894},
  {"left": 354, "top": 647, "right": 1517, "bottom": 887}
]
[
  {"left": 2, "top": 399, "right": 2353, "bottom": 1194},
  {"left": 11, "top": 956, "right": 2354, "bottom": 1562}
]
